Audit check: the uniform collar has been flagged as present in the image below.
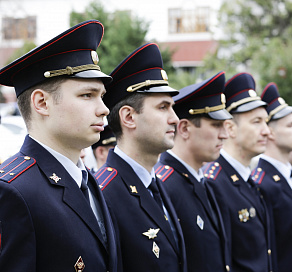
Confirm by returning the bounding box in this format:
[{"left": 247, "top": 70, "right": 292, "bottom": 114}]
[
  {"left": 29, "top": 135, "right": 85, "bottom": 187},
  {"left": 114, "top": 145, "right": 155, "bottom": 188},
  {"left": 220, "top": 148, "right": 251, "bottom": 182},
  {"left": 167, "top": 150, "right": 204, "bottom": 181}
]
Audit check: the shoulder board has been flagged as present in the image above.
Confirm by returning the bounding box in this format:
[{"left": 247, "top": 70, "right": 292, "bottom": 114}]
[
  {"left": 251, "top": 167, "right": 265, "bottom": 185},
  {"left": 94, "top": 167, "right": 118, "bottom": 191},
  {"left": 155, "top": 165, "right": 174, "bottom": 182},
  {"left": 203, "top": 162, "right": 222, "bottom": 181},
  {"left": 0, "top": 156, "right": 36, "bottom": 183}
]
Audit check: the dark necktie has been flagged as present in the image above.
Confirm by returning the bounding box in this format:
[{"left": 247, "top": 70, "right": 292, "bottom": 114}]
[
  {"left": 247, "top": 177, "right": 265, "bottom": 216},
  {"left": 149, "top": 178, "right": 165, "bottom": 212},
  {"left": 80, "top": 170, "right": 90, "bottom": 202}
]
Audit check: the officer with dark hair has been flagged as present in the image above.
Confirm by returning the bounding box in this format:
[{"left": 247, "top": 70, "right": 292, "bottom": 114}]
[
  {"left": 0, "top": 20, "right": 120, "bottom": 272},
  {"left": 95, "top": 43, "right": 187, "bottom": 272},
  {"left": 155, "top": 71, "right": 233, "bottom": 272}
]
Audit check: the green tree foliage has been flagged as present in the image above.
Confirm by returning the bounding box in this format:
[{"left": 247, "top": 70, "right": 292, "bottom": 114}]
[
  {"left": 70, "top": 1, "right": 150, "bottom": 74},
  {"left": 201, "top": 0, "right": 292, "bottom": 102},
  {"left": 5, "top": 41, "right": 36, "bottom": 65}
]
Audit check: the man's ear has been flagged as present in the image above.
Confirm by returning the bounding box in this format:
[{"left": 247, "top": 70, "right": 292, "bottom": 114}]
[
  {"left": 176, "top": 119, "right": 191, "bottom": 139},
  {"left": 224, "top": 119, "right": 237, "bottom": 138},
  {"left": 119, "top": 105, "right": 136, "bottom": 129},
  {"left": 31, "top": 89, "right": 50, "bottom": 116}
]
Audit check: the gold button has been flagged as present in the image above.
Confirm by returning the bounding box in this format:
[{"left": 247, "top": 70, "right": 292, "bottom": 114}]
[
  {"left": 107, "top": 167, "right": 113, "bottom": 171},
  {"left": 268, "top": 249, "right": 271, "bottom": 255},
  {"left": 0, "top": 170, "right": 4, "bottom": 173},
  {"left": 24, "top": 156, "right": 31, "bottom": 160},
  {"left": 10, "top": 173, "right": 15, "bottom": 176},
  {"left": 226, "top": 265, "right": 230, "bottom": 271},
  {"left": 165, "top": 165, "right": 170, "bottom": 169}
]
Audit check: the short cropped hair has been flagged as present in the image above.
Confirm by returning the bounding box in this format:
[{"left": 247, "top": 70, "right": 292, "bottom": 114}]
[
  {"left": 17, "top": 77, "right": 67, "bottom": 128},
  {"left": 107, "top": 92, "right": 147, "bottom": 140}
]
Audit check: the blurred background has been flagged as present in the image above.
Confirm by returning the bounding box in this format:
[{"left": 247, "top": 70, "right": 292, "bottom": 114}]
[{"left": 1, "top": 0, "right": 291, "bottom": 166}]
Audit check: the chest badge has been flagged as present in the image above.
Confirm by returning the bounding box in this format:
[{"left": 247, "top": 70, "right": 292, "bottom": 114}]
[
  {"left": 143, "top": 228, "right": 160, "bottom": 239},
  {"left": 74, "top": 256, "right": 85, "bottom": 272},
  {"left": 197, "top": 215, "right": 204, "bottom": 230},
  {"left": 152, "top": 241, "right": 160, "bottom": 258},
  {"left": 238, "top": 208, "right": 250, "bottom": 222},
  {"left": 231, "top": 174, "right": 239, "bottom": 182}
]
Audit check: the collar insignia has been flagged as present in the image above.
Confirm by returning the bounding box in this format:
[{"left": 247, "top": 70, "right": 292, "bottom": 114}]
[
  {"left": 273, "top": 175, "right": 280, "bottom": 182},
  {"left": 49, "top": 173, "right": 61, "bottom": 183},
  {"left": 130, "top": 185, "right": 138, "bottom": 193},
  {"left": 231, "top": 174, "right": 239, "bottom": 182},
  {"left": 143, "top": 228, "right": 160, "bottom": 239}
]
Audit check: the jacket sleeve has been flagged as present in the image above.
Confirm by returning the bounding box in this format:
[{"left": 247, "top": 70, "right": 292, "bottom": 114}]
[{"left": 0, "top": 182, "right": 36, "bottom": 272}]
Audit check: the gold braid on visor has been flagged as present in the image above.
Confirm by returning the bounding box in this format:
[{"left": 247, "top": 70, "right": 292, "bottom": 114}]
[
  {"left": 266, "top": 104, "right": 288, "bottom": 123},
  {"left": 44, "top": 64, "right": 101, "bottom": 78},
  {"left": 127, "top": 80, "right": 168, "bottom": 92},
  {"left": 189, "top": 104, "right": 225, "bottom": 115},
  {"left": 226, "top": 97, "right": 261, "bottom": 112}
]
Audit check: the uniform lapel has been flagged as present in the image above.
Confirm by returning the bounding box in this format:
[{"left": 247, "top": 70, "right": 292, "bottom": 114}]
[
  {"left": 107, "top": 151, "right": 179, "bottom": 253},
  {"left": 160, "top": 152, "right": 218, "bottom": 228},
  {"left": 19, "top": 136, "right": 108, "bottom": 250},
  {"left": 218, "top": 156, "right": 266, "bottom": 223},
  {"left": 87, "top": 172, "right": 118, "bottom": 271}
]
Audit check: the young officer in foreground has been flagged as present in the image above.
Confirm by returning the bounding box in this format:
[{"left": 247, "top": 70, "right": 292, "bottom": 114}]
[{"left": 0, "top": 20, "right": 120, "bottom": 272}]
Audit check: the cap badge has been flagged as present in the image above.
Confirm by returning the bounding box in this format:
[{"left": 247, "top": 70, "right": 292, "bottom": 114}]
[
  {"left": 221, "top": 93, "right": 226, "bottom": 104},
  {"left": 238, "top": 208, "right": 250, "bottom": 222},
  {"left": 49, "top": 173, "right": 61, "bottom": 183},
  {"left": 278, "top": 97, "right": 286, "bottom": 105},
  {"left": 161, "top": 70, "right": 168, "bottom": 81},
  {"left": 152, "top": 241, "right": 160, "bottom": 258},
  {"left": 248, "top": 89, "right": 257, "bottom": 97},
  {"left": 74, "top": 256, "right": 85, "bottom": 272},
  {"left": 91, "top": 51, "right": 99, "bottom": 64},
  {"left": 197, "top": 215, "right": 204, "bottom": 230},
  {"left": 143, "top": 228, "right": 160, "bottom": 239}
]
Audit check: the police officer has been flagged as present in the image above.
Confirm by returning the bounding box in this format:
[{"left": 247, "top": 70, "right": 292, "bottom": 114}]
[
  {"left": 91, "top": 125, "right": 116, "bottom": 172},
  {"left": 0, "top": 20, "right": 120, "bottom": 272},
  {"left": 95, "top": 43, "right": 187, "bottom": 272},
  {"left": 155, "top": 71, "right": 232, "bottom": 272},
  {"left": 252, "top": 82, "right": 292, "bottom": 272},
  {"left": 203, "top": 73, "right": 277, "bottom": 272}
]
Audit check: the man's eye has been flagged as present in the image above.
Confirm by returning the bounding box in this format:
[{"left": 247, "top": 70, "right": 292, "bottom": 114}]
[{"left": 81, "top": 93, "right": 91, "bottom": 98}]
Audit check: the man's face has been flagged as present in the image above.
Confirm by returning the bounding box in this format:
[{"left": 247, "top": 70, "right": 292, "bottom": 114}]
[
  {"left": 46, "top": 78, "right": 109, "bottom": 150},
  {"left": 134, "top": 93, "right": 179, "bottom": 155},
  {"left": 188, "top": 117, "right": 228, "bottom": 163},
  {"left": 271, "top": 113, "right": 292, "bottom": 154},
  {"left": 234, "top": 107, "right": 270, "bottom": 157}
]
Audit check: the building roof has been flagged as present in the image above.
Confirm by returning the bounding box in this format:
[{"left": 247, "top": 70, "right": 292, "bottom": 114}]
[{"left": 161, "top": 40, "right": 218, "bottom": 68}]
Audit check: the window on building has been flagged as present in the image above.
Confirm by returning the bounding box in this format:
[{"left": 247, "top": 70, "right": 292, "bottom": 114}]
[
  {"left": 2, "top": 16, "right": 37, "bottom": 40},
  {"left": 168, "top": 7, "right": 210, "bottom": 34}
]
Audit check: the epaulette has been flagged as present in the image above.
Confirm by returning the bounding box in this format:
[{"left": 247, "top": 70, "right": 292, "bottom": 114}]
[
  {"left": 0, "top": 156, "right": 36, "bottom": 183},
  {"left": 94, "top": 167, "right": 118, "bottom": 190},
  {"left": 203, "top": 162, "right": 222, "bottom": 180},
  {"left": 251, "top": 167, "right": 265, "bottom": 184},
  {"left": 155, "top": 165, "right": 174, "bottom": 182}
]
